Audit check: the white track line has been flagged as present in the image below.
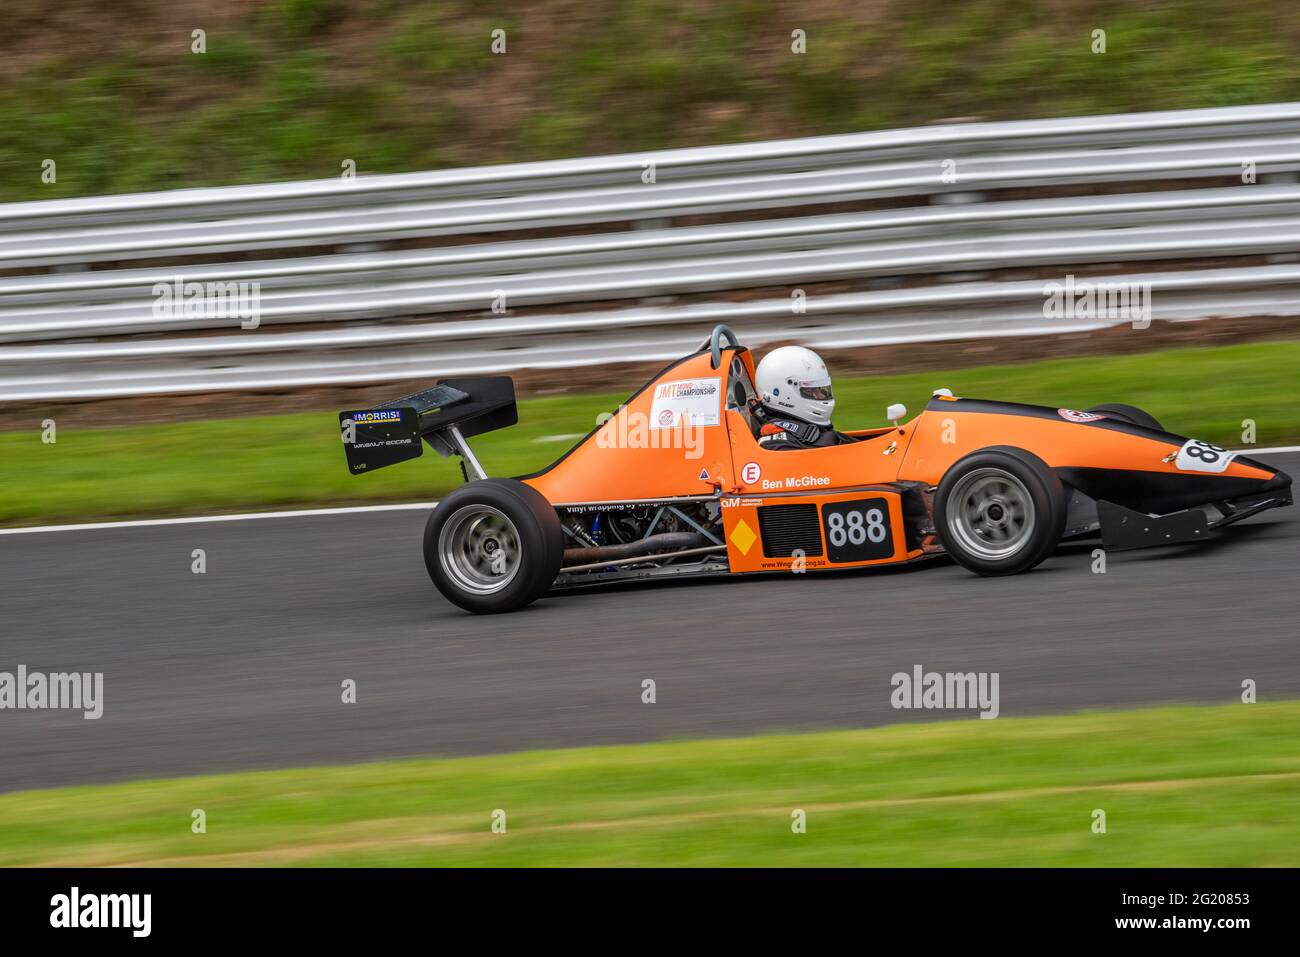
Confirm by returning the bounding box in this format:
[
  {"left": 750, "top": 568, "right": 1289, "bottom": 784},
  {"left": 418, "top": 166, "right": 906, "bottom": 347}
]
[
  {"left": 0, "top": 501, "right": 436, "bottom": 536},
  {"left": 2, "top": 446, "right": 1297, "bottom": 537}
]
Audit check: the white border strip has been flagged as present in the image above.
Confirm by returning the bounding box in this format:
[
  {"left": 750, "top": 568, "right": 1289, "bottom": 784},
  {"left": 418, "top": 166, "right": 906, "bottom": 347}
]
[{"left": 2, "top": 445, "right": 1296, "bottom": 537}]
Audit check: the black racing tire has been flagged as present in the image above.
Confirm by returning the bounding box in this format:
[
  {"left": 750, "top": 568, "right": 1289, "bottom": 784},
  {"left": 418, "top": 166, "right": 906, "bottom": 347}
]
[
  {"left": 1084, "top": 403, "right": 1163, "bottom": 432},
  {"left": 934, "top": 446, "right": 1067, "bottom": 576},
  {"left": 423, "top": 478, "right": 562, "bottom": 614}
]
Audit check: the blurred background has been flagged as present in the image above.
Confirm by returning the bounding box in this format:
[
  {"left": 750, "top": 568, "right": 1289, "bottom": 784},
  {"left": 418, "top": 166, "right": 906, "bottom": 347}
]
[{"left": 4, "top": 0, "right": 1300, "bottom": 199}]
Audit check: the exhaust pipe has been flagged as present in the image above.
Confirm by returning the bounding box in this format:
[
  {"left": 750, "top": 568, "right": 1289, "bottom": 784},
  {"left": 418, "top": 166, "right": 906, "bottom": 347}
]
[{"left": 562, "top": 532, "right": 709, "bottom": 567}]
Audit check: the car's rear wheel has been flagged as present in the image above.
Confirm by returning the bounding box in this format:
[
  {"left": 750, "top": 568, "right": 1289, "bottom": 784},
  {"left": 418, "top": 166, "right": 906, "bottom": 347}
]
[
  {"left": 424, "top": 478, "right": 562, "bottom": 614},
  {"left": 1084, "top": 403, "right": 1163, "bottom": 431},
  {"left": 935, "top": 447, "right": 1066, "bottom": 576}
]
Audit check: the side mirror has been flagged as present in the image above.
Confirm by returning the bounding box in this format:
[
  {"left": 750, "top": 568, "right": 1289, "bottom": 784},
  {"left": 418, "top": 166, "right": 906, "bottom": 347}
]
[{"left": 886, "top": 403, "right": 907, "bottom": 425}]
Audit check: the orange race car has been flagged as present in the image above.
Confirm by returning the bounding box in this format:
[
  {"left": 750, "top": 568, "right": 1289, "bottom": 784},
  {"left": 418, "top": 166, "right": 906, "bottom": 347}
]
[{"left": 339, "top": 326, "right": 1292, "bottom": 613}]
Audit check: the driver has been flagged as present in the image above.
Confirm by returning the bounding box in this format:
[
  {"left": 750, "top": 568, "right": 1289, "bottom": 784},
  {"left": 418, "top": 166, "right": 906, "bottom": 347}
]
[{"left": 749, "top": 345, "right": 852, "bottom": 449}]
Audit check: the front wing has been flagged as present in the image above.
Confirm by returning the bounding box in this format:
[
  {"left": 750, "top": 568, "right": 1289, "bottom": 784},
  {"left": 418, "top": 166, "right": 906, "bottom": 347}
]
[{"left": 1097, "top": 486, "right": 1293, "bottom": 551}]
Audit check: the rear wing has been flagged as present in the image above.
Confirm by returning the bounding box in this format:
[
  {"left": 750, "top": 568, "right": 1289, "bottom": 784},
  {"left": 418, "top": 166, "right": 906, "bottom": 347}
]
[{"left": 339, "top": 376, "right": 517, "bottom": 477}]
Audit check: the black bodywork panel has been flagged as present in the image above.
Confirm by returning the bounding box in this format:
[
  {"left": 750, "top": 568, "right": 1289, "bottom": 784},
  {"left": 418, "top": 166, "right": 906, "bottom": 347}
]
[{"left": 1058, "top": 466, "right": 1291, "bottom": 515}]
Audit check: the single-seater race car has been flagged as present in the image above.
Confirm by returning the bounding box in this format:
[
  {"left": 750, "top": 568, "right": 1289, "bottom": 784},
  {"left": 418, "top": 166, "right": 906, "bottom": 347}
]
[{"left": 339, "top": 326, "right": 1292, "bottom": 613}]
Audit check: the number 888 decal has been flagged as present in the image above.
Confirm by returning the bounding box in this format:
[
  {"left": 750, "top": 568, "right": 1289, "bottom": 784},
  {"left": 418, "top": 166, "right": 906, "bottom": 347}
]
[
  {"left": 821, "top": 498, "right": 894, "bottom": 563},
  {"left": 1175, "top": 439, "right": 1238, "bottom": 474}
]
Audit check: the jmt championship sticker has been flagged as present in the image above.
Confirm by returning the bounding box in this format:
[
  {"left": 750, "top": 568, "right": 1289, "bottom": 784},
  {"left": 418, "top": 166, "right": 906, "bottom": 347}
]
[{"left": 649, "top": 378, "right": 721, "bottom": 429}]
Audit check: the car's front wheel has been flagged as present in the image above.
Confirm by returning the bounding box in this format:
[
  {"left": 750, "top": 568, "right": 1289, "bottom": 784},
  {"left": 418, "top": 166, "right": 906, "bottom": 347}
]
[
  {"left": 424, "top": 478, "right": 562, "bottom": 614},
  {"left": 934, "top": 447, "right": 1066, "bottom": 576}
]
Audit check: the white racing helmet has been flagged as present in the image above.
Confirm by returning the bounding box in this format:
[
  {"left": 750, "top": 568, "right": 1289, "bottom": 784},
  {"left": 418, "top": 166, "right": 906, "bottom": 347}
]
[{"left": 755, "top": 345, "right": 835, "bottom": 427}]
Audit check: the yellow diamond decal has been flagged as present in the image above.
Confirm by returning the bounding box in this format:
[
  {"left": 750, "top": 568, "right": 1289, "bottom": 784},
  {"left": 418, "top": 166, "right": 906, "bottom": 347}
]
[{"left": 729, "top": 518, "right": 757, "bottom": 555}]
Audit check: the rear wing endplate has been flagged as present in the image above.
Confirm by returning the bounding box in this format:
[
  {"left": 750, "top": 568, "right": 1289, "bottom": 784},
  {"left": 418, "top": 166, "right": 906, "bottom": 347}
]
[{"left": 339, "top": 376, "right": 517, "bottom": 476}]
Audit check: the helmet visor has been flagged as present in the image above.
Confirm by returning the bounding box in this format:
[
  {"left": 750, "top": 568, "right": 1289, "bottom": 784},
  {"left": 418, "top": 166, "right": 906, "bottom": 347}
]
[{"left": 799, "top": 385, "right": 834, "bottom": 402}]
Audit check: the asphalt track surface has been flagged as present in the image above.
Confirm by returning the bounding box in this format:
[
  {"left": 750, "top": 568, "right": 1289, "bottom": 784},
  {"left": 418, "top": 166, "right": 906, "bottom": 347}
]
[{"left": 2, "top": 451, "right": 1297, "bottom": 793}]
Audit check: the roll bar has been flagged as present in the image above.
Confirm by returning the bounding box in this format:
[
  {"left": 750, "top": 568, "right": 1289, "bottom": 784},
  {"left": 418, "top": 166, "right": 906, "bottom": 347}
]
[{"left": 703, "top": 324, "right": 741, "bottom": 369}]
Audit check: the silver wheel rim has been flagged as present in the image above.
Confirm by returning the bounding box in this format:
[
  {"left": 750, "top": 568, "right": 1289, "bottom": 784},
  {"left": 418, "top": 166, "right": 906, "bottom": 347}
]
[
  {"left": 946, "top": 468, "right": 1036, "bottom": 560},
  {"left": 438, "top": 505, "right": 522, "bottom": 595}
]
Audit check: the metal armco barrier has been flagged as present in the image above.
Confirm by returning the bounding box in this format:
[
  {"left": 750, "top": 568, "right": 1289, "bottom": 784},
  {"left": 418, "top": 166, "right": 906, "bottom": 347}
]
[{"left": 2, "top": 102, "right": 1298, "bottom": 400}]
